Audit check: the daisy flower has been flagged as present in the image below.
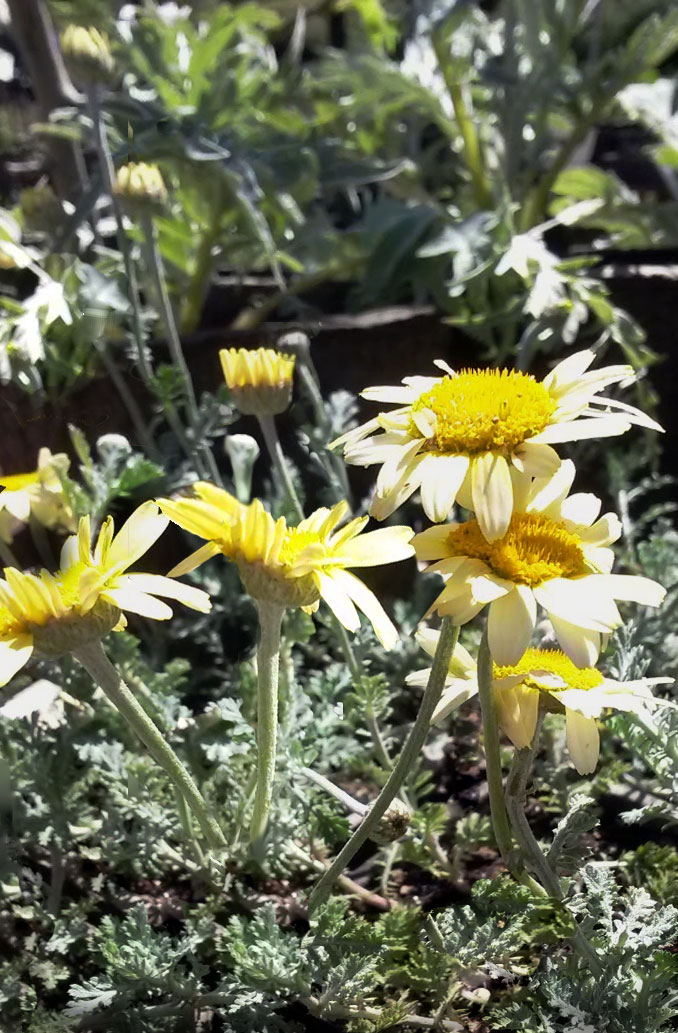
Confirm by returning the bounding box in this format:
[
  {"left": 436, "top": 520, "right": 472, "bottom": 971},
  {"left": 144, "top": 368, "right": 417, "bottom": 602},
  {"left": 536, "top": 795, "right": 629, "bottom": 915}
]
[
  {"left": 0, "top": 447, "right": 75, "bottom": 533},
  {"left": 412, "top": 461, "right": 665, "bottom": 667},
  {"left": 220, "top": 346, "right": 295, "bottom": 416},
  {"left": 0, "top": 502, "right": 210, "bottom": 688},
  {"left": 407, "top": 628, "right": 673, "bottom": 774},
  {"left": 159, "top": 482, "right": 414, "bottom": 647},
  {"left": 333, "top": 349, "right": 662, "bottom": 541}
]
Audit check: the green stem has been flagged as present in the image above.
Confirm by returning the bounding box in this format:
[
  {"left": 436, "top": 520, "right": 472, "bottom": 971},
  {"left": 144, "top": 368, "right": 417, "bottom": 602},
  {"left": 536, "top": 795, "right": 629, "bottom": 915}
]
[
  {"left": 140, "top": 212, "right": 199, "bottom": 420},
  {"left": 519, "top": 112, "right": 598, "bottom": 230},
  {"left": 257, "top": 412, "right": 304, "bottom": 520},
  {"left": 250, "top": 601, "right": 285, "bottom": 846},
  {"left": 73, "top": 639, "right": 226, "bottom": 851},
  {"left": 85, "top": 89, "right": 160, "bottom": 461},
  {"left": 476, "top": 627, "right": 514, "bottom": 863},
  {"left": 448, "top": 82, "right": 493, "bottom": 208},
  {"left": 308, "top": 619, "right": 459, "bottom": 914},
  {"left": 366, "top": 705, "right": 393, "bottom": 771},
  {"left": 505, "top": 723, "right": 603, "bottom": 976}
]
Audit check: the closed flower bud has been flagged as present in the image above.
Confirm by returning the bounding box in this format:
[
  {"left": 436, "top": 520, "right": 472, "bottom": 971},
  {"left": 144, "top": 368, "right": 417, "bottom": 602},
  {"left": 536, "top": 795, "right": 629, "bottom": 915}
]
[
  {"left": 370, "top": 799, "right": 411, "bottom": 844},
  {"left": 61, "top": 25, "right": 114, "bottom": 85},
  {"left": 220, "top": 347, "right": 295, "bottom": 417},
  {"left": 114, "top": 162, "right": 168, "bottom": 213}
]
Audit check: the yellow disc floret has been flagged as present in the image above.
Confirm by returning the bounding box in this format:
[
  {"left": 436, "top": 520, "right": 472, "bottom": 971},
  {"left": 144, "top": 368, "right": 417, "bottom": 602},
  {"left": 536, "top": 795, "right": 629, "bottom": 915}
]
[
  {"left": 410, "top": 370, "right": 556, "bottom": 454},
  {"left": 446, "top": 512, "right": 588, "bottom": 586},
  {"left": 493, "top": 648, "right": 605, "bottom": 691}
]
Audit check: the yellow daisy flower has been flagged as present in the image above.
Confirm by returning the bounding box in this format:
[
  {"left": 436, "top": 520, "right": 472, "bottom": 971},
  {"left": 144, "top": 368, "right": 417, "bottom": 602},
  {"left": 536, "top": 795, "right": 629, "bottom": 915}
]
[
  {"left": 407, "top": 629, "right": 673, "bottom": 774},
  {"left": 0, "top": 501, "right": 210, "bottom": 688},
  {"left": 159, "top": 482, "right": 414, "bottom": 648},
  {"left": 0, "top": 447, "right": 75, "bottom": 533},
  {"left": 413, "top": 461, "right": 665, "bottom": 667},
  {"left": 220, "top": 347, "right": 295, "bottom": 416},
  {"left": 333, "top": 349, "right": 662, "bottom": 541}
]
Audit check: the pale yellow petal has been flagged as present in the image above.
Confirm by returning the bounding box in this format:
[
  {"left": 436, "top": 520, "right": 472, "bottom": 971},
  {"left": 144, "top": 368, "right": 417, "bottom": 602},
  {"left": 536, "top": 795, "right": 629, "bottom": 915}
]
[
  {"left": 101, "top": 588, "right": 173, "bottom": 620},
  {"left": 548, "top": 615, "right": 601, "bottom": 667},
  {"left": 168, "top": 541, "right": 222, "bottom": 577},
  {"left": 534, "top": 577, "right": 622, "bottom": 632},
  {"left": 418, "top": 454, "right": 469, "bottom": 523},
  {"left": 317, "top": 571, "right": 360, "bottom": 633},
  {"left": 595, "top": 574, "right": 666, "bottom": 608},
  {"left": 412, "top": 522, "right": 455, "bottom": 561},
  {"left": 333, "top": 525, "right": 414, "bottom": 568},
  {"left": 328, "top": 567, "right": 398, "bottom": 649},
  {"left": 119, "top": 573, "right": 211, "bottom": 613},
  {"left": 487, "top": 585, "right": 536, "bottom": 665},
  {"left": 565, "top": 710, "right": 600, "bottom": 774},
  {"left": 0, "top": 634, "right": 33, "bottom": 687},
  {"left": 494, "top": 681, "right": 539, "bottom": 749},
  {"left": 470, "top": 453, "right": 513, "bottom": 542},
  {"left": 108, "top": 502, "right": 169, "bottom": 569}
]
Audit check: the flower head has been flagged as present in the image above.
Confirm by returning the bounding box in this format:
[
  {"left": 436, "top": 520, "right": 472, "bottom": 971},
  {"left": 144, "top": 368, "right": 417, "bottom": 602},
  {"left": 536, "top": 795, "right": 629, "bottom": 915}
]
[
  {"left": 0, "top": 448, "right": 75, "bottom": 537},
  {"left": 0, "top": 502, "right": 210, "bottom": 688},
  {"left": 220, "top": 347, "right": 295, "bottom": 416},
  {"left": 407, "top": 629, "right": 673, "bottom": 774},
  {"left": 60, "top": 25, "right": 114, "bottom": 83},
  {"left": 159, "top": 482, "right": 414, "bottom": 647},
  {"left": 413, "top": 461, "right": 665, "bottom": 667},
  {"left": 333, "top": 350, "right": 662, "bottom": 541},
  {"left": 114, "top": 163, "right": 168, "bottom": 211}
]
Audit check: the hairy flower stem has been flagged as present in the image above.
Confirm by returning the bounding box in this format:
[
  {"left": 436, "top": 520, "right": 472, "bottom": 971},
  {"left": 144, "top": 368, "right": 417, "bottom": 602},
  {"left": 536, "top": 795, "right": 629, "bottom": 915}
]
[
  {"left": 308, "top": 619, "right": 459, "bottom": 914},
  {"left": 85, "top": 89, "right": 160, "bottom": 461},
  {"left": 139, "top": 212, "right": 222, "bottom": 485},
  {"left": 74, "top": 639, "right": 227, "bottom": 851},
  {"left": 476, "top": 627, "right": 515, "bottom": 863},
  {"left": 250, "top": 601, "right": 285, "bottom": 847},
  {"left": 257, "top": 413, "right": 304, "bottom": 520},
  {"left": 505, "top": 721, "right": 603, "bottom": 976}
]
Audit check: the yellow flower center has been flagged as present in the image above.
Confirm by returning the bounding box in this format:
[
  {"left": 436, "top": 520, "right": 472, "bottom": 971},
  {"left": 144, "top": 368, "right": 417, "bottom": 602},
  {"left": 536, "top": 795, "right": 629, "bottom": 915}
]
[
  {"left": 279, "top": 527, "right": 324, "bottom": 566},
  {"left": 446, "top": 512, "right": 589, "bottom": 586},
  {"left": 493, "top": 648, "right": 604, "bottom": 691},
  {"left": 0, "top": 470, "right": 39, "bottom": 491},
  {"left": 410, "top": 370, "right": 555, "bottom": 454},
  {"left": 0, "top": 606, "right": 22, "bottom": 639}
]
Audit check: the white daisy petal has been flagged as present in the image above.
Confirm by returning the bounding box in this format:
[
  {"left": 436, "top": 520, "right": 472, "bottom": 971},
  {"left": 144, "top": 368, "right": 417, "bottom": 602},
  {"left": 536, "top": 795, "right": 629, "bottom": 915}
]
[
  {"left": 361, "top": 386, "right": 419, "bottom": 403},
  {"left": 534, "top": 578, "right": 621, "bottom": 632},
  {"left": 547, "top": 615, "right": 601, "bottom": 667},
  {"left": 594, "top": 574, "right": 666, "bottom": 608},
  {"left": 328, "top": 568, "right": 398, "bottom": 649},
  {"left": 120, "top": 573, "right": 211, "bottom": 613},
  {"left": 530, "top": 416, "right": 632, "bottom": 443},
  {"left": 512, "top": 441, "right": 560, "bottom": 477},
  {"left": 317, "top": 572, "right": 360, "bottom": 633}
]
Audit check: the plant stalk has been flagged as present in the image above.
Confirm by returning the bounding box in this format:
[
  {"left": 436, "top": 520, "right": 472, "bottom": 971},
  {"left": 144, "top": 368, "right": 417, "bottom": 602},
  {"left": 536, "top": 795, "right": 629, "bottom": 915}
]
[
  {"left": 73, "top": 639, "right": 226, "bottom": 851},
  {"left": 257, "top": 413, "right": 304, "bottom": 520},
  {"left": 307, "top": 619, "right": 459, "bottom": 913},
  {"left": 476, "top": 626, "right": 514, "bottom": 863},
  {"left": 505, "top": 718, "right": 603, "bottom": 976},
  {"left": 250, "top": 601, "right": 286, "bottom": 846}
]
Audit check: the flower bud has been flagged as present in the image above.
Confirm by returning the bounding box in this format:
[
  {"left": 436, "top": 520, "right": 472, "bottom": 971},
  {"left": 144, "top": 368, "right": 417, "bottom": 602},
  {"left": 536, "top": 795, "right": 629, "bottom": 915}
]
[
  {"left": 370, "top": 799, "right": 412, "bottom": 844},
  {"left": 114, "top": 162, "right": 168, "bottom": 214},
  {"left": 60, "top": 25, "right": 115, "bottom": 85},
  {"left": 220, "top": 347, "right": 295, "bottom": 417}
]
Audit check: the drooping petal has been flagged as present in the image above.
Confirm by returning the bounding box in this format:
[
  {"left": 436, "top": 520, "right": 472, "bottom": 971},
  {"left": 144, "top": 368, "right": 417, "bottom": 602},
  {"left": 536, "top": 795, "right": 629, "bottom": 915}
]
[
  {"left": 419, "top": 454, "right": 469, "bottom": 523},
  {"left": 432, "top": 680, "right": 479, "bottom": 724},
  {"left": 547, "top": 614, "right": 601, "bottom": 667},
  {"left": 487, "top": 585, "right": 536, "bottom": 665},
  {"left": 0, "top": 634, "right": 33, "bottom": 687},
  {"left": 494, "top": 681, "right": 539, "bottom": 749},
  {"left": 317, "top": 571, "right": 360, "bottom": 633},
  {"left": 525, "top": 459, "right": 576, "bottom": 515},
  {"left": 565, "top": 709, "right": 600, "bottom": 774},
  {"left": 119, "top": 573, "right": 211, "bottom": 613},
  {"left": 330, "top": 568, "right": 399, "bottom": 649},
  {"left": 158, "top": 497, "right": 226, "bottom": 543},
  {"left": 470, "top": 453, "right": 513, "bottom": 542}
]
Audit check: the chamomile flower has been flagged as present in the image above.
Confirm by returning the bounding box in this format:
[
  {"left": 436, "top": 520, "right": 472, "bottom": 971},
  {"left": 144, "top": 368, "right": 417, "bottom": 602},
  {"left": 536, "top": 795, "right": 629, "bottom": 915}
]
[
  {"left": 333, "top": 350, "right": 662, "bottom": 541},
  {"left": 220, "top": 347, "right": 295, "bottom": 416},
  {"left": 413, "top": 461, "right": 665, "bottom": 667},
  {"left": 0, "top": 502, "right": 210, "bottom": 688},
  {"left": 0, "top": 447, "right": 75, "bottom": 533},
  {"left": 407, "top": 629, "right": 673, "bottom": 774},
  {"left": 159, "top": 482, "right": 414, "bottom": 647}
]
